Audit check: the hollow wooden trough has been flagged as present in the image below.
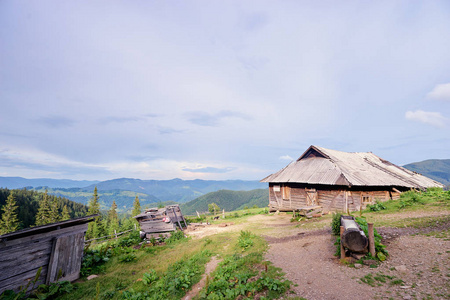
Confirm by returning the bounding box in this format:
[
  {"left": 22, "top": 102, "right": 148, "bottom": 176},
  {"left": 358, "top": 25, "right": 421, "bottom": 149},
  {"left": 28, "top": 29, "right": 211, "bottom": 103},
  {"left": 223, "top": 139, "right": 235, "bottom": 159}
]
[{"left": 340, "top": 215, "right": 368, "bottom": 253}]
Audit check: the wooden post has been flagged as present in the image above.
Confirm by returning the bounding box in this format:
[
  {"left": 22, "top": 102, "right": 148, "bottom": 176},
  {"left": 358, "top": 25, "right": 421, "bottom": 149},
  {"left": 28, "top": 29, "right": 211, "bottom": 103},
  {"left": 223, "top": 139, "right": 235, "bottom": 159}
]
[
  {"left": 222, "top": 209, "right": 225, "bottom": 219},
  {"left": 134, "top": 223, "right": 137, "bottom": 230},
  {"left": 114, "top": 230, "right": 117, "bottom": 239},
  {"left": 196, "top": 211, "right": 200, "bottom": 218},
  {"left": 340, "top": 226, "right": 345, "bottom": 259},
  {"left": 368, "top": 223, "right": 375, "bottom": 257},
  {"left": 344, "top": 191, "right": 349, "bottom": 214}
]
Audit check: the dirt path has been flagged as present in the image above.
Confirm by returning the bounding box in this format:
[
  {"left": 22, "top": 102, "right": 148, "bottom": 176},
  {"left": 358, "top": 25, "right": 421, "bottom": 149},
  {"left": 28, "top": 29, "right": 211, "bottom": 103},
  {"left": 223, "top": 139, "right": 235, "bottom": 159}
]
[
  {"left": 265, "top": 223, "right": 450, "bottom": 300},
  {"left": 185, "top": 212, "right": 449, "bottom": 299},
  {"left": 183, "top": 256, "right": 222, "bottom": 300}
]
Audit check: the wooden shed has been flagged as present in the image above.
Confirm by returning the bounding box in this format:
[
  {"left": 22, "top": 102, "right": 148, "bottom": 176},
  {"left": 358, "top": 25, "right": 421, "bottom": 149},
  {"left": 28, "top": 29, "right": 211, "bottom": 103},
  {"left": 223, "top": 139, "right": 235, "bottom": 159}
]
[
  {"left": 0, "top": 215, "right": 96, "bottom": 294},
  {"left": 134, "top": 205, "right": 187, "bottom": 238},
  {"left": 261, "top": 145, "right": 444, "bottom": 213}
]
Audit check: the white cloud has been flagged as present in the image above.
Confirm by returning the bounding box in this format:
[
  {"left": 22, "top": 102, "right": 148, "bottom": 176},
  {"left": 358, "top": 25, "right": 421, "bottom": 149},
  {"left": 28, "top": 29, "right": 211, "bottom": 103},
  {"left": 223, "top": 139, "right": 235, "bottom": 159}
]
[
  {"left": 427, "top": 83, "right": 450, "bottom": 101},
  {"left": 279, "top": 155, "right": 294, "bottom": 161},
  {"left": 405, "top": 110, "right": 447, "bottom": 128}
]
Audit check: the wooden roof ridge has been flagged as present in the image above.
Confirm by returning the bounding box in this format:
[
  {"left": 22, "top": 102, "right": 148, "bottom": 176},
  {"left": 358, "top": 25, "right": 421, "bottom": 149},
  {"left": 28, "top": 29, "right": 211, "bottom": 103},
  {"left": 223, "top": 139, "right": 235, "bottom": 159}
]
[
  {"left": 261, "top": 145, "right": 444, "bottom": 188},
  {"left": 0, "top": 214, "right": 98, "bottom": 242},
  {"left": 297, "top": 145, "right": 331, "bottom": 161},
  {"left": 304, "top": 145, "right": 352, "bottom": 186}
]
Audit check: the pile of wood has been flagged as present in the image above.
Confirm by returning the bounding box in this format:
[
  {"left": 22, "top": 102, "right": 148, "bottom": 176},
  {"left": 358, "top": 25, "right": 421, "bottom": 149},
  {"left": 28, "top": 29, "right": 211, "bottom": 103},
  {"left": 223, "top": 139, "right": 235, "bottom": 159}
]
[
  {"left": 297, "top": 205, "right": 323, "bottom": 218},
  {"left": 134, "top": 205, "right": 187, "bottom": 239}
]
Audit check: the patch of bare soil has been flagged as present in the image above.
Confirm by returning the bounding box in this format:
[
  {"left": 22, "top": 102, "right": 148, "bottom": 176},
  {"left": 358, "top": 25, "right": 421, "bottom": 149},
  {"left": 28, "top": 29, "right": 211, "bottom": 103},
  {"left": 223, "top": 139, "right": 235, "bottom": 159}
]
[
  {"left": 265, "top": 221, "right": 450, "bottom": 300},
  {"left": 183, "top": 256, "right": 222, "bottom": 300},
  {"left": 185, "top": 214, "right": 291, "bottom": 239}
]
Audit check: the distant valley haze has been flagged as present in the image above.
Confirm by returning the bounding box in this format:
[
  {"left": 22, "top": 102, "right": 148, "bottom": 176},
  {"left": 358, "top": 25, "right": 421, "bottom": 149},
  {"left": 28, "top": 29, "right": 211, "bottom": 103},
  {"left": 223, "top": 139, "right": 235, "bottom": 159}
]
[{"left": 0, "top": 156, "right": 448, "bottom": 212}]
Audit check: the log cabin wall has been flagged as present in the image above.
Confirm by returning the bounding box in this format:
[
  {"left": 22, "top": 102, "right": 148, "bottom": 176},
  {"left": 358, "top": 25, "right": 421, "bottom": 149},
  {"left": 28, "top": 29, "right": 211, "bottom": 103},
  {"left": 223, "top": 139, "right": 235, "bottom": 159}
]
[
  {"left": 0, "top": 217, "right": 93, "bottom": 294},
  {"left": 269, "top": 183, "right": 399, "bottom": 213}
]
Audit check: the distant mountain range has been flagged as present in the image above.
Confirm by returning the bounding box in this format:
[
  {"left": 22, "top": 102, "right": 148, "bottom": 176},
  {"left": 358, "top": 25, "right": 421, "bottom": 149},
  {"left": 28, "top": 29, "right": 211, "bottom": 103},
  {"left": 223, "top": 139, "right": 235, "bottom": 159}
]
[
  {"left": 0, "top": 177, "right": 266, "bottom": 212},
  {"left": 403, "top": 159, "right": 450, "bottom": 186},
  {"left": 0, "top": 158, "right": 447, "bottom": 213},
  {"left": 0, "top": 177, "right": 99, "bottom": 189}
]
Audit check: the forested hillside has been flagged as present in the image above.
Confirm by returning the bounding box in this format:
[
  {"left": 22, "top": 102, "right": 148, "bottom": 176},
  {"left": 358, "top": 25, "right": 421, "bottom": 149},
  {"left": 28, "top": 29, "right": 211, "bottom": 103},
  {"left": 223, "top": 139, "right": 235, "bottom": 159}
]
[
  {"left": 31, "top": 187, "right": 159, "bottom": 213},
  {"left": 0, "top": 188, "right": 88, "bottom": 230},
  {"left": 0, "top": 177, "right": 267, "bottom": 211},
  {"left": 403, "top": 159, "right": 450, "bottom": 186},
  {"left": 180, "top": 189, "right": 269, "bottom": 215}
]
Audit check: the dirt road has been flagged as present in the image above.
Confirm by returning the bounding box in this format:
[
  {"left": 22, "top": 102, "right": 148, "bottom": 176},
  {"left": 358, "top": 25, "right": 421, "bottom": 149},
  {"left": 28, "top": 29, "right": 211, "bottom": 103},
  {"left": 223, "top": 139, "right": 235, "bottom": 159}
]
[
  {"left": 186, "top": 213, "right": 449, "bottom": 300},
  {"left": 264, "top": 215, "right": 449, "bottom": 300}
]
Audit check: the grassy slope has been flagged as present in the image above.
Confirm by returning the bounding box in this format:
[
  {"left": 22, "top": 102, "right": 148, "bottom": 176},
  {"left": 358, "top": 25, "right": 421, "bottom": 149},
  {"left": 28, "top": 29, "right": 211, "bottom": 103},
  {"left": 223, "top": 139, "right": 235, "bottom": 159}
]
[
  {"left": 58, "top": 209, "right": 282, "bottom": 300},
  {"left": 180, "top": 189, "right": 269, "bottom": 215},
  {"left": 46, "top": 189, "right": 450, "bottom": 299}
]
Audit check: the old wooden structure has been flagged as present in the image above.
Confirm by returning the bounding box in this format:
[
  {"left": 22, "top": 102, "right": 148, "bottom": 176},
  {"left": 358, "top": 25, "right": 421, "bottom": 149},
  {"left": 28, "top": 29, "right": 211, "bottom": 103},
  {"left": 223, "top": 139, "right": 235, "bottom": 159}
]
[
  {"left": 134, "top": 205, "right": 187, "bottom": 238},
  {"left": 261, "top": 145, "right": 444, "bottom": 213},
  {"left": 0, "top": 215, "right": 96, "bottom": 294}
]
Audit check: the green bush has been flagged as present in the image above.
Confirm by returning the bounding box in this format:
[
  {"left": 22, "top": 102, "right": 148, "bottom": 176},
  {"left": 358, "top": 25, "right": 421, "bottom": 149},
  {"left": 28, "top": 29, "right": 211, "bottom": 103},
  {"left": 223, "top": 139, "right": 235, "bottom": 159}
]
[
  {"left": 166, "top": 230, "right": 186, "bottom": 244},
  {"left": 367, "top": 201, "right": 386, "bottom": 211},
  {"left": 81, "top": 247, "right": 112, "bottom": 276},
  {"left": 142, "top": 269, "right": 159, "bottom": 285},
  {"left": 116, "top": 231, "right": 141, "bottom": 248},
  {"left": 238, "top": 230, "right": 254, "bottom": 251},
  {"left": 118, "top": 253, "right": 137, "bottom": 263},
  {"left": 354, "top": 216, "right": 388, "bottom": 259},
  {"left": 331, "top": 213, "right": 342, "bottom": 236}
]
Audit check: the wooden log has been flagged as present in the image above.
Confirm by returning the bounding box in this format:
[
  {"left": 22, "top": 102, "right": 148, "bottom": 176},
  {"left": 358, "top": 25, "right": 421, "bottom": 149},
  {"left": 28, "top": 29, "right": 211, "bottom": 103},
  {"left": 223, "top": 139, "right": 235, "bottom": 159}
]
[
  {"left": 340, "top": 216, "right": 368, "bottom": 253},
  {"left": 340, "top": 226, "right": 345, "bottom": 259},
  {"left": 368, "top": 223, "right": 375, "bottom": 257}
]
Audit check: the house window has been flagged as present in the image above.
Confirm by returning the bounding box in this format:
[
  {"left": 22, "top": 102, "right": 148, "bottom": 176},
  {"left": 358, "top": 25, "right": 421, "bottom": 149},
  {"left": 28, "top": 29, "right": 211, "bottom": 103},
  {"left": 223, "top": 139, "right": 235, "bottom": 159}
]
[
  {"left": 282, "top": 185, "right": 291, "bottom": 200},
  {"left": 362, "top": 194, "right": 372, "bottom": 204},
  {"left": 273, "top": 185, "right": 280, "bottom": 192}
]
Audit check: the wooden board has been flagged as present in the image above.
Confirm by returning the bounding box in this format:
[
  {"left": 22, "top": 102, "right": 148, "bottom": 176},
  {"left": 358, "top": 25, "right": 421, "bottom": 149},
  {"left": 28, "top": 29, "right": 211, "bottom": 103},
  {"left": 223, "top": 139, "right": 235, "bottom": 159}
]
[{"left": 47, "top": 231, "right": 85, "bottom": 284}]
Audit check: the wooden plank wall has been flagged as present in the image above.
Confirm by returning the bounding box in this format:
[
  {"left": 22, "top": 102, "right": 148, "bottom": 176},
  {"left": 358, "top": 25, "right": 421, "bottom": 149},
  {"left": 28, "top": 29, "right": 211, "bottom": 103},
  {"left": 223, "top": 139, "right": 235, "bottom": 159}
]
[
  {"left": 0, "top": 223, "right": 88, "bottom": 294},
  {"left": 269, "top": 185, "right": 309, "bottom": 209},
  {"left": 269, "top": 184, "right": 393, "bottom": 213},
  {"left": 139, "top": 220, "right": 177, "bottom": 233}
]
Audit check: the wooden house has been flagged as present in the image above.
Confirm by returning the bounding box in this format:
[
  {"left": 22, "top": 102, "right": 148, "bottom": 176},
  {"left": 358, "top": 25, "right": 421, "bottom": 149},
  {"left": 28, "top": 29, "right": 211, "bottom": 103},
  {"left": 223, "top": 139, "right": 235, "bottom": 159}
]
[
  {"left": 0, "top": 215, "right": 96, "bottom": 294},
  {"left": 261, "top": 145, "right": 444, "bottom": 213}
]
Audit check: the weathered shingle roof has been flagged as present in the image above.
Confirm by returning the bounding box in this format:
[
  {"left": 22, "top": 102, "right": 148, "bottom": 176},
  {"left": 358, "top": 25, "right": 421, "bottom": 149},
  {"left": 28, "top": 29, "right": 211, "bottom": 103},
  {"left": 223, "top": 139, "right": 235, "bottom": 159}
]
[{"left": 261, "top": 145, "right": 444, "bottom": 189}]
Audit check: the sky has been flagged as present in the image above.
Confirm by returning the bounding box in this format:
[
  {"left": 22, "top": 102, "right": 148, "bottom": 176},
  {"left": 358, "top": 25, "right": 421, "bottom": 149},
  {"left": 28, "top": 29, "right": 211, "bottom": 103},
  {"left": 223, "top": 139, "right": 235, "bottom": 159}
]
[{"left": 1, "top": 1, "right": 450, "bottom": 181}]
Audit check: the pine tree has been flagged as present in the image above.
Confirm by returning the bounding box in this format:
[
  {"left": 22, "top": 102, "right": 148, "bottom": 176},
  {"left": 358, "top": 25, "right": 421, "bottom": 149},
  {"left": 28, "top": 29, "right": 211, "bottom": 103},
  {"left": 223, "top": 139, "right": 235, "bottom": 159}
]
[
  {"left": 132, "top": 195, "right": 141, "bottom": 217},
  {"left": 62, "top": 205, "right": 71, "bottom": 221},
  {"left": 88, "top": 187, "right": 100, "bottom": 215},
  {"left": 87, "top": 187, "right": 103, "bottom": 239},
  {"left": 50, "top": 197, "right": 60, "bottom": 223},
  {"left": 107, "top": 201, "right": 119, "bottom": 235},
  {"left": 35, "top": 190, "right": 52, "bottom": 226},
  {"left": 0, "top": 191, "right": 20, "bottom": 234}
]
